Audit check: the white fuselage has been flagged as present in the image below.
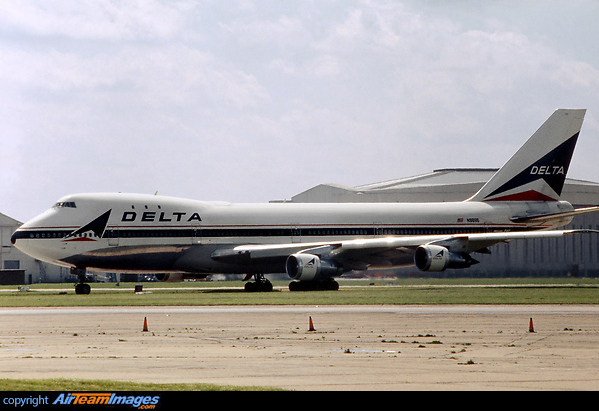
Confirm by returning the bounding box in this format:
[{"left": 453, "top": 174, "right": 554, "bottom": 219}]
[{"left": 12, "top": 193, "right": 574, "bottom": 274}]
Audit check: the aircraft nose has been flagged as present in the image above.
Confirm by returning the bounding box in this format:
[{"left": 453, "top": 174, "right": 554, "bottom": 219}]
[{"left": 10, "top": 229, "right": 26, "bottom": 246}]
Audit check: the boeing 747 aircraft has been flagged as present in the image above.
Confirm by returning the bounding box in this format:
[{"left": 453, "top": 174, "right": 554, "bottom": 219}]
[{"left": 11, "top": 109, "right": 599, "bottom": 293}]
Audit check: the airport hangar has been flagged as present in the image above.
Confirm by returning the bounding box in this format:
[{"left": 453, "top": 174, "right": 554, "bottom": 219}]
[
  {"left": 2, "top": 168, "right": 599, "bottom": 284},
  {"left": 0, "top": 212, "right": 70, "bottom": 285}
]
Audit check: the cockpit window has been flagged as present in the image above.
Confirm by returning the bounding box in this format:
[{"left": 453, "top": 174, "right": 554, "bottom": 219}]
[{"left": 54, "top": 201, "right": 77, "bottom": 208}]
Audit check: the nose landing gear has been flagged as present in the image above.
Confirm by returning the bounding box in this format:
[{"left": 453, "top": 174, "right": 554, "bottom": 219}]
[{"left": 72, "top": 267, "right": 91, "bottom": 295}]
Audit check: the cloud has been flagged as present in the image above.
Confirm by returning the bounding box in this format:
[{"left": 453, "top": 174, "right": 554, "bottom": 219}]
[
  {"left": 220, "top": 14, "right": 305, "bottom": 46},
  {"left": 0, "top": 0, "right": 186, "bottom": 40},
  {"left": 1, "top": 44, "right": 268, "bottom": 108},
  {"left": 1, "top": 0, "right": 599, "bottom": 221}
]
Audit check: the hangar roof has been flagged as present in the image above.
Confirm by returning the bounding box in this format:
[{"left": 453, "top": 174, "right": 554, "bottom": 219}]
[
  {"left": 355, "top": 168, "right": 498, "bottom": 191},
  {"left": 0, "top": 212, "right": 21, "bottom": 228},
  {"left": 283, "top": 169, "right": 599, "bottom": 206}
]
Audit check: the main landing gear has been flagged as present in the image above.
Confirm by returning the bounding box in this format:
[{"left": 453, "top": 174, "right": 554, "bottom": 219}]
[
  {"left": 242, "top": 274, "right": 340, "bottom": 292},
  {"left": 72, "top": 267, "right": 91, "bottom": 295},
  {"left": 288, "top": 279, "right": 339, "bottom": 291},
  {"left": 243, "top": 273, "right": 273, "bottom": 292}
]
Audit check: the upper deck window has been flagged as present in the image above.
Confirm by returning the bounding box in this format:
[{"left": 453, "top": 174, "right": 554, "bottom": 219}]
[{"left": 54, "top": 201, "right": 77, "bottom": 208}]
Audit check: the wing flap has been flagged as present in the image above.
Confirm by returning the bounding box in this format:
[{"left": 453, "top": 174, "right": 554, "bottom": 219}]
[
  {"left": 211, "top": 241, "right": 340, "bottom": 262},
  {"left": 430, "top": 229, "right": 599, "bottom": 254}
]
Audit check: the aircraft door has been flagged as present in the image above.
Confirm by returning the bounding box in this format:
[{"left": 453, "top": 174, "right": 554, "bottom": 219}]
[
  {"left": 107, "top": 226, "right": 119, "bottom": 246},
  {"left": 292, "top": 225, "right": 301, "bottom": 243},
  {"left": 190, "top": 214, "right": 202, "bottom": 245},
  {"left": 192, "top": 228, "right": 201, "bottom": 245}
]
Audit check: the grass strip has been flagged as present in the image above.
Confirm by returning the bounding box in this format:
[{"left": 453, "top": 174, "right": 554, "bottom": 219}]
[
  {"left": 0, "top": 279, "right": 597, "bottom": 306},
  {"left": 0, "top": 378, "right": 283, "bottom": 391}
]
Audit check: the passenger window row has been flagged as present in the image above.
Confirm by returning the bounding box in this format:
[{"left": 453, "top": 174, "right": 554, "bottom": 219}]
[{"left": 18, "top": 226, "right": 490, "bottom": 241}]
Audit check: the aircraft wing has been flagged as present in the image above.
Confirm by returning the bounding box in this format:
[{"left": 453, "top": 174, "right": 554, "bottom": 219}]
[
  {"left": 421, "top": 229, "right": 599, "bottom": 254},
  {"left": 211, "top": 229, "right": 598, "bottom": 271}
]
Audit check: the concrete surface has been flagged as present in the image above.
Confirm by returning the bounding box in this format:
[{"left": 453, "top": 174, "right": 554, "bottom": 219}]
[{"left": 1, "top": 305, "right": 598, "bottom": 390}]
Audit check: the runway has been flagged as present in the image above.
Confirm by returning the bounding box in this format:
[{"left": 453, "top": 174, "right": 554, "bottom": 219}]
[{"left": 1, "top": 305, "right": 599, "bottom": 390}]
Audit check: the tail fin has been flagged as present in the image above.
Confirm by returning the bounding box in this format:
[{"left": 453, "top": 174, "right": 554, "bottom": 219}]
[{"left": 468, "top": 109, "right": 586, "bottom": 202}]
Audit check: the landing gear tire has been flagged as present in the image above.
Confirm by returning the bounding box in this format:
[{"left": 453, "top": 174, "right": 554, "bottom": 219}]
[
  {"left": 288, "top": 281, "right": 304, "bottom": 291},
  {"left": 243, "top": 274, "right": 273, "bottom": 292},
  {"left": 72, "top": 267, "right": 91, "bottom": 295},
  {"left": 75, "top": 283, "right": 91, "bottom": 295},
  {"left": 326, "top": 280, "right": 340, "bottom": 291},
  {"left": 289, "top": 280, "right": 339, "bottom": 291}
]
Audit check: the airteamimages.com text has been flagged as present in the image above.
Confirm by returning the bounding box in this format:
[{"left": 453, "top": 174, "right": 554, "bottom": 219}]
[{"left": 3, "top": 393, "right": 161, "bottom": 408}]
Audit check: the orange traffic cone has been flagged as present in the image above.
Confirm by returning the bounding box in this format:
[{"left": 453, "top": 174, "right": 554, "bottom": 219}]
[
  {"left": 528, "top": 317, "right": 535, "bottom": 333},
  {"left": 143, "top": 317, "right": 149, "bottom": 332},
  {"left": 308, "top": 316, "right": 315, "bottom": 332}
]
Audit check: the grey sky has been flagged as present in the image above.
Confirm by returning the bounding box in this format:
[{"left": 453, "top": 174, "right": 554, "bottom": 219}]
[{"left": 2, "top": 0, "right": 599, "bottom": 222}]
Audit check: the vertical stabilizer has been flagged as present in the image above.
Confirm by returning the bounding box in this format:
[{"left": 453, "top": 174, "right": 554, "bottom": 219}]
[{"left": 468, "top": 109, "right": 585, "bottom": 202}]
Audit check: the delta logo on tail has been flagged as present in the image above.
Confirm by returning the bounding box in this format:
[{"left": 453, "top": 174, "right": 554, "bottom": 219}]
[
  {"left": 483, "top": 133, "right": 578, "bottom": 202},
  {"left": 62, "top": 210, "right": 111, "bottom": 242},
  {"left": 467, "top": 109, "right": 585, "bottom": 203}
]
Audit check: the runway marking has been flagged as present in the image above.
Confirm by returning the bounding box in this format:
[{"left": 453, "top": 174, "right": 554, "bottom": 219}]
[{"left": 1, "top": 305, "right": 598, "bottom": 316}]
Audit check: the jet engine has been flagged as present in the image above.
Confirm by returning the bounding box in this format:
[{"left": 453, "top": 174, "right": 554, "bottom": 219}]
[
  {"left": 285, "top": 254, "right": 341, "bottom": 281},
  {"left": 414, "top": 244, "right": 478, "bottom": 272}
]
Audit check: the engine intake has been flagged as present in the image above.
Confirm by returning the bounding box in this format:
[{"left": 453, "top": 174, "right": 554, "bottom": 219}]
[
  {"left": 285, "top": 254, "right": 341, "bottom": 281},
  {"left": 414, "top": 244, "right": 478, "bottom": 272}
]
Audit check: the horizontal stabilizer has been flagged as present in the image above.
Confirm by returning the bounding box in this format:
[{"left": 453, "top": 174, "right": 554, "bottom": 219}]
[{"left": 510, "top": 206, "right": 599, "bottom": 224}]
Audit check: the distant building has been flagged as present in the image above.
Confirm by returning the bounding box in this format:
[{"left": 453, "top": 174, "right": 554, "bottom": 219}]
[
  {"left": 0, "top": 212, "right": 71, "bottom": 284},
  {"left": 275, "top": 169, "right": 599, "bottom": 277}
]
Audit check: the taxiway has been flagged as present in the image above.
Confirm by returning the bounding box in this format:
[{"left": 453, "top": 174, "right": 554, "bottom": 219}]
[{"left": 1, "top": 305, "right": 598, "bottom": 390}]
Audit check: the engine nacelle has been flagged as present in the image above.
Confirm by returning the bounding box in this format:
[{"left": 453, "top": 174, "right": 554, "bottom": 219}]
[
  {"left": 285, "top": 254, "right": 341, "bottom": 281},
  {"left": 414, "top": 245, "right": 478, "bottom": 272}
]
